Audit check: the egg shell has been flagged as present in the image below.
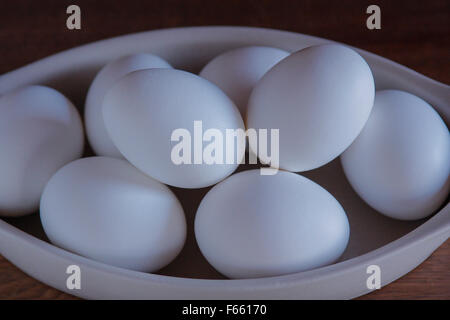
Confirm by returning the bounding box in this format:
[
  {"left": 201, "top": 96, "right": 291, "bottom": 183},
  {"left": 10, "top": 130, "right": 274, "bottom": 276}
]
[
  {"left": 102, "top": 68, "right": 245, "bottom": 189},
  {"left": 85, "top": 53, "right": 172, "bottom": 158},
  {"left": 194, "top": 169, "right": 350, "bottom": 279},
  {"left": 0, "top": 85, "right": 84, "bottom": 217},
  {"left": 247, "top": 44, "right": 375, "bottom": 172},
  {"left": 341, "top": 90, "right": 450, "bottom": 220},
  {"left": 199, "top": 46, "right": 289, "bottom": 116},
  {"left": 40, "top": 156, "right": 186, "bottom": 272}
]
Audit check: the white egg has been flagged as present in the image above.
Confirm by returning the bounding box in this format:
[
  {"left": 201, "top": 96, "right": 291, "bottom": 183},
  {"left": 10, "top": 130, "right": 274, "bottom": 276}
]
[
  {"left": 341, "top": 90, "right": 450, "bottom": 220},
  {"left": 247, "top": 44, "right": 375, "bottom": 172},
  {"left": 0, "top": 85, "right": 84, "bottom": 217},
  {"left": 40, "top": 157, "right": 186, "bottom": 272},
  {"left": 103, "top": 68, "right": 245, "bottom": 189},
  {"left": 199, "top": 46, "right": 289, "bottom": 116},
  {"left": 195, "top": 169, "right": 350, "bottom": 279},
  {"left": 85, "top": 53, "right": 172, "bottom": 158}
]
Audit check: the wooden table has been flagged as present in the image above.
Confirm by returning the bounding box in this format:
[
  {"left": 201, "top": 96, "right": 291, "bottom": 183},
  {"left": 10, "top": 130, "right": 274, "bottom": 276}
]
[{"left": 0, "top": 0, "right": 448, "bottom": 299}]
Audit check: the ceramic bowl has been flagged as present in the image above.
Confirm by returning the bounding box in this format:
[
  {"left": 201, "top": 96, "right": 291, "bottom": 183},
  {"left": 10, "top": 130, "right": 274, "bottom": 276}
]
[{"left": 0, "top": 26, "right": 448, "bottom": 299}]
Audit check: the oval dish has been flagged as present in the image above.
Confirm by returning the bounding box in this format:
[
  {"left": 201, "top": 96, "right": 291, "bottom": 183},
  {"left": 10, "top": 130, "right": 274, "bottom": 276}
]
[{"left": 0, "top": 26, "right": 449, "bottom": 299}]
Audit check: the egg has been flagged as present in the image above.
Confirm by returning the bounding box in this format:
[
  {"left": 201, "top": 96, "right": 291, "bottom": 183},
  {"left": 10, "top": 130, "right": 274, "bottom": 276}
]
[
  {"left": 247, "top": 44, "right": 375, "bottom": 172},
  {"left": 194, "top": 169, "right": 350, "bottom": 279},
  {"left": 103, "top": 68, "right": 245, "bottom": 189},
  {"left": 199, "top": 46, "right": 289, "bottom": 116},
  {"left": 341, "top": 90, "right": 450, "bottom": 220},
  {"left": 40, "top": 157, "right": 186, "bottom": 272},
  {"left": 0, "top": 85, "right": 84, "bottom": 217},
  {"left": 85, "top": 53, "right": 172, "bottom": 158}
]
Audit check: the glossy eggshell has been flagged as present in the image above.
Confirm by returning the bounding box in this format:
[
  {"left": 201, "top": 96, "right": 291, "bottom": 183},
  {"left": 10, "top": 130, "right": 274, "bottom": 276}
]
[
  {"left": 195, "top": 169, "right": 350, "bottom": 279},
  {"left": 84, "top": 53, "right": 172, "bottom": 158},
  {"left": 199, "top": 46, "right": 289, "bottom": 116},
  {"left": 102, "top": 68, "right": 245, "bottom": 189},
  {"left": 40, "top": 157, "right": 187, "bottom": 272},
  {"left": 0, "top": 85, "right": 84, "bottom": 217},
  {"left": 341, "top": 90, "right": 450, "bottom": 220},
  {"left": 247, "top": 44, "right": 375, "bottom": 172}
]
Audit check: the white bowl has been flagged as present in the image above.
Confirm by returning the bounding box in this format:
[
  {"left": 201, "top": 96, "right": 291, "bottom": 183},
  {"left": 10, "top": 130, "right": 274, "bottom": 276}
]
[{"left": 0, "top": 26, "right": 448, "bottom": 299}]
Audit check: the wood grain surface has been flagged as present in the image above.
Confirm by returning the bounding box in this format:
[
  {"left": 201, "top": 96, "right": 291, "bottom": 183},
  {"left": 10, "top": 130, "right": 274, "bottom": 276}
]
[{"left": 0, "top": 0, "right": 449, "bottom": 300}]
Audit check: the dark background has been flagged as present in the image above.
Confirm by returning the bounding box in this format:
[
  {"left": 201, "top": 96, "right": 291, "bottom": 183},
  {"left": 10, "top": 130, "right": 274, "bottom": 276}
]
[
  {"left": 0, "top": 0, "right": 448, "bottom": 299},
  {"left": 0, "top": 0, "right": 449, "bottom": 83}
]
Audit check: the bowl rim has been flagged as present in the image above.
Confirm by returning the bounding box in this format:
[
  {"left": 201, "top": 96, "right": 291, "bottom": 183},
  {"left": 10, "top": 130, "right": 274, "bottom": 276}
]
[{"left": 1, "top": 202, "right": 449, "bottom": 288}]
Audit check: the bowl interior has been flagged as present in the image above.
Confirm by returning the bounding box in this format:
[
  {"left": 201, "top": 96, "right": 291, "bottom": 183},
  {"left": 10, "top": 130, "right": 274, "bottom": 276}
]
[
  {"left": 0, "top": 27, "right": 439, "bottom": 281},
  {"left": 3, "top": 158, "right": 425, "bottom": 280}
]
